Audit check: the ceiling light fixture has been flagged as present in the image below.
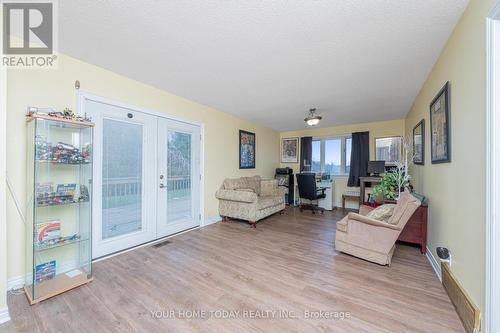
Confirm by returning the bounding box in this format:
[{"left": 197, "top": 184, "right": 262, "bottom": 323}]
[{"left": 304, "top": 108, "right": 322, "bottom": 126}]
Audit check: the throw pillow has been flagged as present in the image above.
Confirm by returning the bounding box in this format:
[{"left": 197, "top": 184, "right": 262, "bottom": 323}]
[
  {"left": 242, "top": 176, "right": 261, "bottom": 195},
  {"left": 366, "top": 204, "right": 396, "bottom": 223}
]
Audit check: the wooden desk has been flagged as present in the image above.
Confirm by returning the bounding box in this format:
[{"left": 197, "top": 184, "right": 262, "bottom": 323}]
[{"left": 359, "top": 176, "right": 382, "bottom": 203}]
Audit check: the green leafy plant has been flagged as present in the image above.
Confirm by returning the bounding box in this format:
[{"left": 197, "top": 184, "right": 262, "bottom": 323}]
[{"left": 371, "top": 165, "right": 410, "bottom": 200}]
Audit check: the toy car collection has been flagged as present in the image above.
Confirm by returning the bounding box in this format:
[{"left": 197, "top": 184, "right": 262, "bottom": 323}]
[
  {"left": 36, "top": 233, "right": 82, "bottom": 250},
  {"left": 35, "top": 135, "right": 91, "bottom": 164},
  {"left": 27, "top": 107, "right": 92, "bottom": 123},
  {"left": 35, "top": 183, "right": 90, "bottom": 206}
]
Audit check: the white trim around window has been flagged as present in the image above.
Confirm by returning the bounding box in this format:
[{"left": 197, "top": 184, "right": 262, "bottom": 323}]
[{"left": 311, "top": 135, "right": 352, "bottom": 176}]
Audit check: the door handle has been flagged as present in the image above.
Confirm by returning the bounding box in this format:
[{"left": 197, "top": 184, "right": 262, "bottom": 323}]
[{"left": 159, "top": 183, "right": 167, "bottom": 189}]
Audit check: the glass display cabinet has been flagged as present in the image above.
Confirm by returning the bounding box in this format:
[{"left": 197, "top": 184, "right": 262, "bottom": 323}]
[{"left": 25, "top": 114, "right": 94, "bottom": 304}]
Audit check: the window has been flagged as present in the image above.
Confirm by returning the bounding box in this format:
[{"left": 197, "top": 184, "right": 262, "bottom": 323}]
[
  {"left": 375, "top": 137, "right": 402, "bottom": 164},
  {"left": 325, "top": 138, "right": 341, "bottom": 174},
  {"left": 311, "top": 140, "right": 321, "bottom": 172},
  {"left": 311, "top": 136, "right": 352, "bottom": 175}
]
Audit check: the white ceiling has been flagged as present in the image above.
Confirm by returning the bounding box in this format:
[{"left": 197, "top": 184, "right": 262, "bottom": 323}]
[{"left": 59, "top": 0, "right": 469, "bottom": 131}]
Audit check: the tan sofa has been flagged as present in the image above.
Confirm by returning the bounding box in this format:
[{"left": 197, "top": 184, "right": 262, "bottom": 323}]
[
  {"left": 335, "top": 191, "right": 421, "bottom": 265},
  {"left": 215, "top": 176, "right": 286, "bottom": 227}
]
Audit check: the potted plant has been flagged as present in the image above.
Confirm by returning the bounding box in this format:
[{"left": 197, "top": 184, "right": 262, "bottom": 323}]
[
  {"left": 371, "top": 134, "right": 413, "bottom": 202},
  {"left": 371, "top": 166, "right": 410, "bottom": 202}
]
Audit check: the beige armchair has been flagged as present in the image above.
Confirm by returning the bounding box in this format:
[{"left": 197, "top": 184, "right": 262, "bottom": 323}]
[
  {"left": 335, "top": 192, "right": 421, "bottom": 265},
  {"left": 215, "top": 176, "right": 286, "bottom": 227}
]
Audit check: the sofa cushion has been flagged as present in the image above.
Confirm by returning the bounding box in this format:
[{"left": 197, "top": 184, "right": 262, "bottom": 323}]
[
  {"left": 223, "top": 178, "right": 243, "bottom": 190},
  {"left": 215, "top": 189, "right": 258, "bottom": 203},
  {"left": 242, "top": 176, "right": 261, "bottom": 195},
  {"left": 223, "top": 176, "right": 261, "bottom": 195},
  {"left": 365, "top": 204, "right": 396, "bottom": 223},
  {"left": 257, "top": 195, "right": 284, "bottom": 210},
  {"left": 388, "top": 192, "right": 421, "bottom": 225}
]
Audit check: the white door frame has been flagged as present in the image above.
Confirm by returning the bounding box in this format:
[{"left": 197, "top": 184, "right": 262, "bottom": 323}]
[
  {"left": 486, "top": 2, "right": 500, "bottom": 332},
  {"left": 0, "top": 41, "right": 10, "bottom": 323},
  {"left": 77, "top": 91, "right": 206, "bottom": 239}
]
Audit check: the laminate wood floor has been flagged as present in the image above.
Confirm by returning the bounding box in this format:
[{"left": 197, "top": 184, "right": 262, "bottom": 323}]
[{"left": 1, "top": 207, "right": 465, "bottom": 333}]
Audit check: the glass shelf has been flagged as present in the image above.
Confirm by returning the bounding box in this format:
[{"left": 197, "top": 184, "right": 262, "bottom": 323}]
[
  {"left": 35, "top": 237, "right": 89, "bottom": 252},
  {"left": 25, "top": 115, "right": 93, "bottom": 304},
  {"left": 36, "top": 200, "right": 89, "bottom": 208}
]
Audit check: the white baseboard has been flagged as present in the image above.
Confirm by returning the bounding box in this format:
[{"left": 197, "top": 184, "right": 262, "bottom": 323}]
[
  {"left": 7, "top": 274, "right": 24, "bottom": 291},
  {"left": 203, "top": 215, "right": 221, "bottom": 226},
  {"left": 7, "top": 260, "right": 78, "bottom": 291},
  {"left": 426, "top": 246, "right": 442, "bottom": 282},
  {"left": 0, "top": 307, "right": 10, "bottom": 324}
]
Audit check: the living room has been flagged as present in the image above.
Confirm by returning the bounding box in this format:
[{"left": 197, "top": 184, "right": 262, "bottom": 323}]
[{"left": 0, "top": 0, "right": 499, "bottom": 332}]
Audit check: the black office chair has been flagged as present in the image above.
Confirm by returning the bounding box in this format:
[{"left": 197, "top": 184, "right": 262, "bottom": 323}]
[{"left": 296, "top": 173, "right": 326, "bottom": 214}]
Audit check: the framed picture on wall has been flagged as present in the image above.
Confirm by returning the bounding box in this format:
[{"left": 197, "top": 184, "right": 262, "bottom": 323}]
[
  {"left": 413, "top": 119, "right": 425, "bottom": 165},
  {"left": 430, "top": 81, "right": 451, "bottom": 163},
  {"left": 281, "top": 137, "right": 299, "bottom": 163},
  {"left": 375, "top": 136, "right": 402, "bottom": 165},
  {"left": 239, "top": 130, "right": 255, "bottom": 169}
]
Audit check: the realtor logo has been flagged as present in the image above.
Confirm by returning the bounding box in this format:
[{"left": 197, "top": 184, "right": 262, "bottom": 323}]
[{"left": 1, "top": 1, "right": 58, "bottom": 68}]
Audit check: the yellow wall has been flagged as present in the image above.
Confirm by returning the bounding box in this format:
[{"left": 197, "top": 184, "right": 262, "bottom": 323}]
[
  {"left": 280, "top": 119, "right": 405, "bottom": 208},
  {"left": 405, "top": 0, "right": 494, "bottom": 319},
  {"left": 5, "top": 53, "right": 279, "bottom": 281}
]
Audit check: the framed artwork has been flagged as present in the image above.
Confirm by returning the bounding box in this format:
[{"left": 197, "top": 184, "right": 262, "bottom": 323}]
[
  {"left": 281, "top": 137, "right": 299, "bottom": 163},
  {"left": 413, "top": 119, "right": 425, "bottom": 165},
  {"left": 430, "top": 81, "right": 451, "bottom": 163},
  {"left": 375, "top": 136, "right": 402, "bottom": 165},
  {"left": 239, "top": 130, "right": 255, "bottom": 169}
]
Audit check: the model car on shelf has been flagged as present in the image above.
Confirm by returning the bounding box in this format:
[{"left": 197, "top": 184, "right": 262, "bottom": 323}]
[
  {"left": 27, "top": 107, "right": 92, "bottom": 123},
  {"left": 36, "top": 233, "right": 82, "bottom": 249},
  {"left": 35, "top": 136, "right": 91, "bottom": 164},
  {"left": 35, "top": 183, "right": 89, "bottom": 206}
]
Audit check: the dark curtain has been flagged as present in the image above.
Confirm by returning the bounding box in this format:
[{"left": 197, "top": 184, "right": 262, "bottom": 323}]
[
  {"left": 300, "top": 137, "right": 312, "bottom": 172},
  {"left": 347, "top": 131, "right": 369, "bottom": 187}
]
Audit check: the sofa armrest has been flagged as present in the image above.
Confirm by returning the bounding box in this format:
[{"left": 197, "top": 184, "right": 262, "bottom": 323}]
[
  {"left": 260, "top": 179, "right": 279, "bottom": 196},
  {"left": 277, "top": 186, "right": 287, "bottom": 197},
  {"left": 347, "top": 212, "right": 401, "bottom": 230},
  {"left": 215, "top": 189, "right": 257, "bottom": 203}
]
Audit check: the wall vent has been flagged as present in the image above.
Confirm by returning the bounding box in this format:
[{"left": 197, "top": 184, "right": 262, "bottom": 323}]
[
  {"left": 441, "top": 262, "right": 481, "bottom": 333},
  {"left": 152, "top": 240, "right": 172, "bottom": 248}
]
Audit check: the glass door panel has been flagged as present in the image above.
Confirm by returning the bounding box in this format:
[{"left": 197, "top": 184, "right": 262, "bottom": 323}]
[
  {"left": 167, "top": 131, "right": 192, "bottom": 222},
  {"left": 102, "top": 119, "right": 143, "bottom": 239},
  {"left": 157, "top": 119, "right": 200, "bottom": 238},
  {"left": 86, "top": 99, "right": 157, "bottom": 258}
]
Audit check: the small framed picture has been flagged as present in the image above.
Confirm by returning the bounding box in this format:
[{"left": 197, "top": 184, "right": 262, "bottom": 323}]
[
  {"left": 413, "top": 119, "right": 425, "bottom": 165},
  {"left": 281, "top": 137, "right": 299, "bottom": 163},
  {"left": 239, "top": 130, "right": 255, "bottom": 169},
  {"left": 430, "top": 82, "right": 451, "bottom": 163}
]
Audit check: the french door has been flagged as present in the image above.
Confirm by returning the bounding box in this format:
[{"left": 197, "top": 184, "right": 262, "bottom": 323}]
[
  {"left": 157, "top": 118, "right": 201, "bottom": 237},
  {"left": 85, "top": 98, "right": 201, "bottom": 258}
]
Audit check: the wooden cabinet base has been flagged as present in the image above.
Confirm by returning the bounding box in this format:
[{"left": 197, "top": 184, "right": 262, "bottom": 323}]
[
  {"left": 24, "top": 274, "right": 93, "bottom": 305},
  {"left": 397, "top": 205, "right": 428, "bottom": 254}
]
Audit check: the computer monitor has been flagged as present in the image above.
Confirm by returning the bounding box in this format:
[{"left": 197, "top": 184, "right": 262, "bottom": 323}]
[{"left": 367, "top": 161, "right": 386, "bottom": 176}]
